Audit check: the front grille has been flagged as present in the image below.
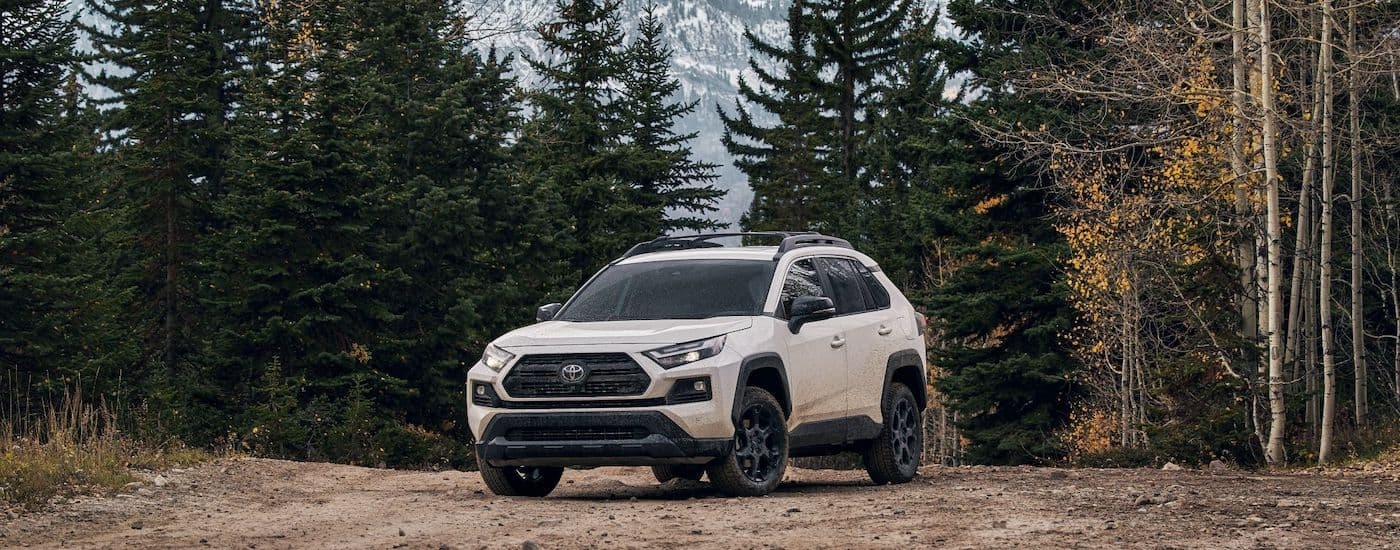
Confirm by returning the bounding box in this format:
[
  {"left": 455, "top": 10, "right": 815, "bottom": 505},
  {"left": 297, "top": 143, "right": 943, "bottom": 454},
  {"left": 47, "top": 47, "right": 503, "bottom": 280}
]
[
  {"left": 503, "top": 426, "right": 650, "bottom": 442},
  {"left": 494, "top": 397, "right": 667, "bottom": 409},
  {"left": 503, "top": 353, "right": 650, "bottom": 398}
]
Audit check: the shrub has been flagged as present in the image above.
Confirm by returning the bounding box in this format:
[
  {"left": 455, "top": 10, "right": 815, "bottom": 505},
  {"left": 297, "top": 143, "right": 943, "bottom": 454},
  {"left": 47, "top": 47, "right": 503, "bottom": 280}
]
[{"left": 0, "top": 388, "right": 210, "bottom": 510}]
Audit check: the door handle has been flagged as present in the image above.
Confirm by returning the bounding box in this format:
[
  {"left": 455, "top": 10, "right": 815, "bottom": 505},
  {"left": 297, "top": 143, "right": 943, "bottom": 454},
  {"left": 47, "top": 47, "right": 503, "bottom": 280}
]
[
  {"left": 878, "top": 325, "right": 894, "bottom": 336},
  {"left": 830, "top": 336, "right": 846, "bottom": 349}
]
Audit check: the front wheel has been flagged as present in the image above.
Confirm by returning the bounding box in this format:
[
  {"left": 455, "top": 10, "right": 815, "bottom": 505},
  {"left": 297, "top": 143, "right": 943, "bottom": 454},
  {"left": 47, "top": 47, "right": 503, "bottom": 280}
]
[
  {"left": 707, "top": 387, "right": 788, "bottom": 497},
  {"left": 862, "top": 383, "right": 922, "bottom": 485},
  {"left": 477, "top": 457, "right": 563, "bottom": 497}
]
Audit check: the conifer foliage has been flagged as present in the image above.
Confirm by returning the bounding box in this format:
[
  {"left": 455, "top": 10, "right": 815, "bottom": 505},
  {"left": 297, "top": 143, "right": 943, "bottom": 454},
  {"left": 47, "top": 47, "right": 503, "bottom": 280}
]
[
  {"left": 205, "top": 0, "right": 542, "bottom": 463},
  {"left": 3, "top": 0, "right": 724, "bottom": 467},
  {"left": 0, "top": 0, "right": 80, "bottom": 395},
  {"left": 619, "top": 6, "right": 725, "bottom": 235},
  {"left": 723, "top": 0, "right": 1077, "bottom": 464},
  {"left": 720, "top": 0, "right": 833, "bottom": 232},
  {"left": 80, "top": 0, "right": 253, "bottom": 433},
  {"left": 15, "top": 0, "right": 1393, "bottom": 471},
  {"left": 209, "top": 0, "right": 410, "bottom": 456},
  {"left": 521, "top": 0, "right": 721, "bottom": 284}
]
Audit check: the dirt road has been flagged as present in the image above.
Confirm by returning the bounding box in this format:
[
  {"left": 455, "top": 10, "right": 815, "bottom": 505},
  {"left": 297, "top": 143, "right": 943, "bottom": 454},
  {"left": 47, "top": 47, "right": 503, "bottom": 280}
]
[{"left": 4, "top": 457, "right": 1399, "bottom": 549}]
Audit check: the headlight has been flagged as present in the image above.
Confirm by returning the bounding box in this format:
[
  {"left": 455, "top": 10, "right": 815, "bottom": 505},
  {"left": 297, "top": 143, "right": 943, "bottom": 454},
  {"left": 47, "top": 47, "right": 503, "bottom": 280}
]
[
  {"left": 645, "top": 335, "right": 726, "bottom": 369},
  {"left": 480, "top": 345, "right": 515, "bottom": 371}
]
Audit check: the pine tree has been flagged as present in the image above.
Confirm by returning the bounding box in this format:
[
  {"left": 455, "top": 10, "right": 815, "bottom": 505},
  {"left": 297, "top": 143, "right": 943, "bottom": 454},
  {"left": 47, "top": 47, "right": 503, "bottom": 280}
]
[
  {"left": 923, "top": 99, "right": 1075, "bottom": 465},
  {"left": 808, "top": 0, "right": 910, "bottom": 198},
  {"left": 722, "top": 0, "right": 913, "bottom": 237},
  {"left": 720, "top": 0, "right": 835, "bottom": 233},
  {"left": 369, "top": 1, "right": 530, "bottom": 439},
  {"left": 926, "top": 0, "right": 1079, "bottom": 464},
  {"left": 618, "top": 5, "right": 724, "bottom": 235},
  {"left": 0, "top": 0, "right": 80, "bottom": 400},
  {"left": 206, "top": 0, "right": 536, "bottom": 464},
  {"left": 208, "top": 0, "right": 405, "bottom": 455},
  {"left": 60, "top": 85, "right": 146, "bottom": 409},
  {"left": 81, "top": 0, "right": 252, "bottom": 432},
  {"left": 518, "top": 0, "right": 638, "bottom": 282},
  {"left": 860, "top": 7, "right": 963, "bottom": 289}
]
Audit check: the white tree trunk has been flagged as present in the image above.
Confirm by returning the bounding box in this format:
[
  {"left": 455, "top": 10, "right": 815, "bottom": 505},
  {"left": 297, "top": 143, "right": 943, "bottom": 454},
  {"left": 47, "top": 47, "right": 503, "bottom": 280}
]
[
  {"left": 1318, "top": 0, "right": 1337, "bottom": 465},
  {"left": 1346, "top": 4, "right": 1366, "bottom": 427},
  {"left": 1259, "top": 0, "right": 1287, "bottom": 466},
  {"left": 1287, "top": 32, "right": 1325, "bottom": 386}
]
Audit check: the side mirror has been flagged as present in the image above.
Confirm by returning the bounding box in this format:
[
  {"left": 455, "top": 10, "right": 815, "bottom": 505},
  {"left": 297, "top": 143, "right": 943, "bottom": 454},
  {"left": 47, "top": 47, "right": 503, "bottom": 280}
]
[
  {"left": 788, "top": 296, "right": 836, "bottom": 333},
  {"left": 536, "top": 303, "right": 563, "bottom": 322}
]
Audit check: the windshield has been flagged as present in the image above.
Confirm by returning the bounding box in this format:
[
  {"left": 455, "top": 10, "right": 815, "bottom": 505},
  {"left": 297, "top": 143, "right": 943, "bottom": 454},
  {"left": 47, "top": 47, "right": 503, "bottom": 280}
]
[{"left": 557, "top": 259, "right": 775, "bottom": 322}]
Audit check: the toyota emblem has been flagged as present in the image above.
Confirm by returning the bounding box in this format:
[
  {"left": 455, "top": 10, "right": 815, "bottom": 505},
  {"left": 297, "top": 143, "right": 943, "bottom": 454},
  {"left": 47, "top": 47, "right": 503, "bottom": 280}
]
[{"left": 559, "top": 363, "right": 587, "bottom": 384}]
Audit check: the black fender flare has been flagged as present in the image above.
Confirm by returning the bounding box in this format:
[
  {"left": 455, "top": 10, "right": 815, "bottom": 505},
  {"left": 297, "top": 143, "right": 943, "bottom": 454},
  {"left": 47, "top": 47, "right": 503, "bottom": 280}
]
[
  {"left": 731, "top": 353, "right": 791, "bottom": 425},
  {"left": 884, "top": 348, "right": 928, "bottom": 410}
]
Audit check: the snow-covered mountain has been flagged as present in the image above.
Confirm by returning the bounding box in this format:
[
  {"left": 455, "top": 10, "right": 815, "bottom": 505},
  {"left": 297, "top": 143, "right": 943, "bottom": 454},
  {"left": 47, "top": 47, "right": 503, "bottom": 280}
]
[{"left": 474, "top": 0, "right": 794, "bottom": 227}]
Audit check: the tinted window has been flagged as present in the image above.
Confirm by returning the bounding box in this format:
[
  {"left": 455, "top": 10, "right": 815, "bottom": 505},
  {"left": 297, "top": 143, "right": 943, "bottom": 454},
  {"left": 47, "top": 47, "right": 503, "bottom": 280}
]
[
  {"left": 558, "top": 260, "right": 775, "bottom": 321},
  {"left": 821, "top": 258, "right": 871, "bottom": 314},
  {"left": 779, "top": 259, "right": 825, "bottom": 318},
  {"left": 859, "top": 265, "right": 891, "bottom": 309}
]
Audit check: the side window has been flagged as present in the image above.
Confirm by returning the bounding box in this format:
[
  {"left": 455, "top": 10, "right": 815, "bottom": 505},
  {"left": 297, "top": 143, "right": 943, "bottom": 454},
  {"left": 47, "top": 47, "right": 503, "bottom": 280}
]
[
  {"left": 821, "top": 258, "right": 872, "bottom": 315},
  {"left": 780, "top": 259, "right": 825, "bottom": 318},
  {"left": 858, "top": 264, "right": 891, "bottom": 309}
]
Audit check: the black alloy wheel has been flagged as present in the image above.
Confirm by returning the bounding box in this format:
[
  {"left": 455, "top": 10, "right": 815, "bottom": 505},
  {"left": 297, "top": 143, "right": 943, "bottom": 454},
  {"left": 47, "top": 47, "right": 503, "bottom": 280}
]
[
  {"left": 863, "top": 383, "right": 922, "bottom": 485},
  {"left": 735, "top": 401, "right": 784, "bottom": 482},
  {"left": 890, "top": 395, "right": 920, "bottom": 471},
  {"left": 707, "top": 387, "right": 788, "bottom": 496}
]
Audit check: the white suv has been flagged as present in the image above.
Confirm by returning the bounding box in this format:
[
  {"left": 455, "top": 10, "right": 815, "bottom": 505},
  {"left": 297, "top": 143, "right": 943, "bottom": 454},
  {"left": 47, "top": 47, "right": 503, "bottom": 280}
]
[{"left": 467, "top": 232, "right": 928, "bottom": 497}]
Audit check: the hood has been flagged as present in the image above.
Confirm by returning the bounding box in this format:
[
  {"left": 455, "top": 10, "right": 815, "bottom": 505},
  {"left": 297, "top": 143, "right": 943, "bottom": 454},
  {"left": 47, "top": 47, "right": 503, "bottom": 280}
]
[{"left": 492, "top": 317, "right": 753, "bottom": 348}]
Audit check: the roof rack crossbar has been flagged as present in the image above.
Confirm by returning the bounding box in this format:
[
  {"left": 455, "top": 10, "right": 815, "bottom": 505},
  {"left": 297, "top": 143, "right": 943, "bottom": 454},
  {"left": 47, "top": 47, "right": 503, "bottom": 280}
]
[
  {"left": 618, "top": 231, "right": 850, "bottom": 260},
  {"left": 620, "top": 232, "right": 814, "bottom": 259},
  {"left": 773, "top": 234, "right": 853, "bottom": 259}
]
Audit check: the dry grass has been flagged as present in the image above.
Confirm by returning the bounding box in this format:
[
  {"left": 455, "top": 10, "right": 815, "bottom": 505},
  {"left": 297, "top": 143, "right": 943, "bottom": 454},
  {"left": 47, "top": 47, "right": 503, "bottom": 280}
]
[{"left": 0, "top": 389, "right": 211, "bottom": 510}]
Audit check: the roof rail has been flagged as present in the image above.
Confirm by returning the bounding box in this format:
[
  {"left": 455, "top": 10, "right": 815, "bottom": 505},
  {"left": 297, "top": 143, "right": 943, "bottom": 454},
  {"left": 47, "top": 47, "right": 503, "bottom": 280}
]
[
  {"left": 773, "top": 233, "right": 852, "bottom": 259},
  {"left": 618, "top": 231, "right": 851, "bottom": 260},
  {"left": 619, "top": 232, "right": 813, "bottom": 259}
]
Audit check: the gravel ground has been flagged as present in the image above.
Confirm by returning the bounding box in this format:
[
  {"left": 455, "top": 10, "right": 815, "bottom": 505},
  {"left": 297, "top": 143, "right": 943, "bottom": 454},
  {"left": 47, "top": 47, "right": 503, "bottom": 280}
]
[{"left": 3, "top": 457, "right": 1399, "bottom": 549}]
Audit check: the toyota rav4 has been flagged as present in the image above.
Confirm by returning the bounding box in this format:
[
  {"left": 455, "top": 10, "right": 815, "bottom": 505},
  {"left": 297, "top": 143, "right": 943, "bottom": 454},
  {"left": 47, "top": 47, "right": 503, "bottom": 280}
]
[{"left": 467, "top": 232, "right": 928, "bottom": 497}]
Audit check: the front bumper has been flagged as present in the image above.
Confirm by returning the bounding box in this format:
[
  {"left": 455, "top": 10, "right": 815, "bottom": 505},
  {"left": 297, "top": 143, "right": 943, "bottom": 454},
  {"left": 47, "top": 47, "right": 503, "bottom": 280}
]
[
  {"left": 475, "top": 411, "right": 731, "bottom": 467},
  {"left": 467, "top": 347, "right": 741, "bottom": 441}
]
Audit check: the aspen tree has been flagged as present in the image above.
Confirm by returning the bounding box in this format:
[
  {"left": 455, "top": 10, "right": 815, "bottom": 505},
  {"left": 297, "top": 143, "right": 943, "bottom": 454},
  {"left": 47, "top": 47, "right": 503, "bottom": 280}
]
[
  {"left": 1346, "top": 1, "right": 1366, "bottom": 426},
  {"left": 1257, "top": 0, "right": 1287, "bottom": 466},
  {"left": 1319, "top": 0, "right": 1338, "bottom": 465}
]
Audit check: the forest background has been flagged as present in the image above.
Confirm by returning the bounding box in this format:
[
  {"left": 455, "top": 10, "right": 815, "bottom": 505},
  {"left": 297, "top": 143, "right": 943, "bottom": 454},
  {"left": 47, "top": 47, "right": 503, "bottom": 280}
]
[{"left": 3, "top": 0, "right": 1399, "bottom": 487}]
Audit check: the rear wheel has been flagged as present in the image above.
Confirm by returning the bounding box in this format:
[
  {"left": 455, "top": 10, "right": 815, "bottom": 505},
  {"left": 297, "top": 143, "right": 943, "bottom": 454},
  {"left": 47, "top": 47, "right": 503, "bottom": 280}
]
[
  {"left": 651, "top": 464, "right": 705, "bottom": 483},
  {"left": 707, "top": 387, "right": 788, "bottom": 497},
  {"left": 477, "top": 456, "right": 563, "bottom": 497},
  {"left": 862, "top": 383, "right": 922, "bottom": 485}
]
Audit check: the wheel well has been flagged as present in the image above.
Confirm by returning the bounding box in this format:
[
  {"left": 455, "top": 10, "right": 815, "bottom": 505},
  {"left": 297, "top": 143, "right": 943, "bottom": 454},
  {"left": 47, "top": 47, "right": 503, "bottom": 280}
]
[
  {"left": 744, "top": 366, "right": 791, "bottom": 417},
  {"left": 890, "top": 364, "right": 927, "bottom": 410}
]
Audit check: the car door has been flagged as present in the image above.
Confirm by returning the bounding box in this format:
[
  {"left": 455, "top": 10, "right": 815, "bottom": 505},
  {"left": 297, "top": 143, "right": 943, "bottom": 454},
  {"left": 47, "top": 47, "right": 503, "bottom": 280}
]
[
  {"left": 777, "top": 258, "right": 849, "bottom": 425},
  {"left": 816, "top": 257, "right": 896, "bottom": 424}
]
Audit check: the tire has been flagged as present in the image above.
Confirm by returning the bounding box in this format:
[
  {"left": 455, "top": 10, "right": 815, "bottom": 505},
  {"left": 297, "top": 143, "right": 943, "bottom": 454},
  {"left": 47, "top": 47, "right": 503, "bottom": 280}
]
[
  {"left": 707, "top": 387, "right": 788, "bottom": 497},
  {"left": 862, "top": 383, "right": 922, "bottom": 485},
  {"left": 651, "top": 464, "right": 705, "bottom": 484},
  {"left": 477, "top": 456, "right": 563, "bottom": 497}
]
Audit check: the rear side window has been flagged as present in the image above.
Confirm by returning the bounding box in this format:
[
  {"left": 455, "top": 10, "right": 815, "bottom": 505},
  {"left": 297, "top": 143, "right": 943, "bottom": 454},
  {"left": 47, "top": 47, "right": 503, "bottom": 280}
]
[
  {"left": 779, "top": 259, "right": 825, "bottom": 318},
  {"left": 820, "top": 258, "right": 872, "bottom": 315},
  {"left": 858, "top": 265, "right": 891, "bottom": 309}
]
